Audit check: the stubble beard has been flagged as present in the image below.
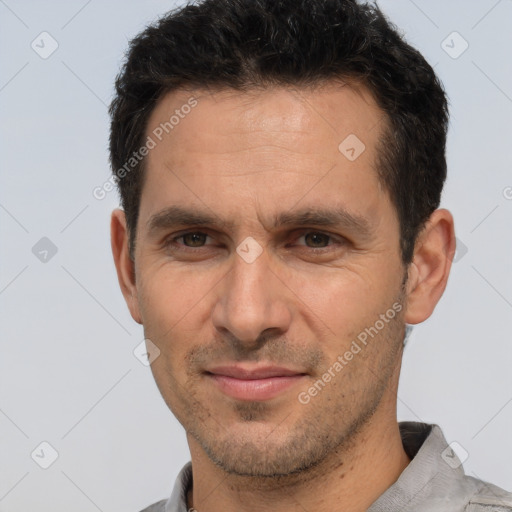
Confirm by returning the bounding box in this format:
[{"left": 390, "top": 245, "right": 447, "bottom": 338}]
[{"left": 175, "top": 302, "right": 406, "bottom": 484}]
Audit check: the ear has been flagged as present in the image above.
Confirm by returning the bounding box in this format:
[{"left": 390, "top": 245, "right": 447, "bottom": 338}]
[
  {"left": 110, "top": 208, "right": 142, "bottom": 324},
  {"left": 404, "top": 208, "right": 455, "bottom": 325}
]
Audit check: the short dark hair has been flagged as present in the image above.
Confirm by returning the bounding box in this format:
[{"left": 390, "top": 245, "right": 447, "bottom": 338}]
[{"left": 109, "top": 0, "right": 449, "bottom": 263}]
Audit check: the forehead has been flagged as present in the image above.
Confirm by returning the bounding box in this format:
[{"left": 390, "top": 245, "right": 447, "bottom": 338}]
[
  {"left": 140, "top": 82, "right": 391, "bottom": 231},
  {"left": 146, "top": 82, "right": 384, "bottom": 159}
]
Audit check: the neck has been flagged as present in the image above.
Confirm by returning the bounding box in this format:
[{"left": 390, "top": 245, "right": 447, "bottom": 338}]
[{"left": 186, "top": 404, "right": 410, "bottom": 512}]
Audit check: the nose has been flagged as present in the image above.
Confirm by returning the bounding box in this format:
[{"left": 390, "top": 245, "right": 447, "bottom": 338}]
[{"left": 211, "top": 247, "right": 292, "bottom": 349}]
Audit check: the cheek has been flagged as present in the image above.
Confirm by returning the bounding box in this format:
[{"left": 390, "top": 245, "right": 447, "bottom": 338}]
[
  {"left": 293, "top": 267, "right": 401, "bottom": 348},
  {"left": 137, "top": 262, "right": 236, "bottom": 379},
  {"left": 139, "top": 270, "right": 211, "bottom": 396},
  {"left": 291, "top": 269, "right": 370, "bottom": 321},
  {"left": 137, "top": 266, "right": 210, "bottom": 343}
]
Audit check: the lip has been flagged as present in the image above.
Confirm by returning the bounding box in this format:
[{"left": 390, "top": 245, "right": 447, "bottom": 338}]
[
  {"left": 206, "top": 365, "right": 307, "bottom": 401},
  {"left": 207, "top": 365, "right": 305, "bottom": 379}
]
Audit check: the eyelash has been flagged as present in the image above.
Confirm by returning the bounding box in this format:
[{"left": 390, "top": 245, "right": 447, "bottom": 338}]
[{"left": 164, "top": 230, "right": 345, "bottom": 252}]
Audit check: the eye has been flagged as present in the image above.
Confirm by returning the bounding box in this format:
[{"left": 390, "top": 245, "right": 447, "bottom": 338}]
[
  {"left": 179, "top": 232, "right": 209, "bottom": 247},
  {"left": 293, "top": 231, "right": 343, "bottom": 249},
  {"left": 300, "top": 232, "right": 332, "bottom": 248},
  {"left": 165, "top": 231, "right": 213, "bottom": 249}
]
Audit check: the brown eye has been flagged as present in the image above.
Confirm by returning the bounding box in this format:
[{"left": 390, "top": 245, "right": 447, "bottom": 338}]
[
  {"left": 181, "top": 232, "right": 208, "bottom": 247},
  {"left": 303, "top": 232, "right": 331, "bottom": 248}
]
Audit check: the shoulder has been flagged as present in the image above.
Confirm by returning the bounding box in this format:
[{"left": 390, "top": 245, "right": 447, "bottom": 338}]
[
  {"left": 464, "top": 478, "right": 512, "bottom": 511},
  {"left": 138, "top": 499, "right": 167, "bottom": 512}
]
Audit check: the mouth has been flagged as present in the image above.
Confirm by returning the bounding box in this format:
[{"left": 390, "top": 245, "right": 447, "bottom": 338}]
[{"left": 205, "top": 365, "right": 308, "bottom": 401}]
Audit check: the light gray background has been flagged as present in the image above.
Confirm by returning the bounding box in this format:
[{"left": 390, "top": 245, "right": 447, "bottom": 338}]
[{"left": 1, "top": 1, "right": 511, "bottom": 511}]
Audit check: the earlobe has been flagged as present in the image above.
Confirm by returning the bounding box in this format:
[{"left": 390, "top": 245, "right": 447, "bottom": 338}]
[
  {"left": 404, "top": 209, "right": 455, "bottom": 325},
  {"left": 110, "top": 209, "right": 143, "bottom": 325}
]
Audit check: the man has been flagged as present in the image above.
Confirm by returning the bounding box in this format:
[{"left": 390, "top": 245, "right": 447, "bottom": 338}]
[{"left": 109, "top": 0, "right": 512, "bottom": 510}]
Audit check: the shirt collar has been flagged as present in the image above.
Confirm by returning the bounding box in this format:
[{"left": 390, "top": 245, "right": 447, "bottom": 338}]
[
  {"left": 164, "top": 461, "right": 192, "bottom": 512},
  {"left": 368, "top": 421, "right": 470, "bottom": 511}
]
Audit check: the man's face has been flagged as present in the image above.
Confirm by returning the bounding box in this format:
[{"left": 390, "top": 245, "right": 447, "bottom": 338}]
[{"left": 131, "top": 83, "right": 407, "bottom": 477}]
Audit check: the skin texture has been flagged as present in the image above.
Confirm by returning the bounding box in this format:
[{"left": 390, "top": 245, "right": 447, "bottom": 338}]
[{"left": 111, "top": 82, "right": 455, "bottom": 512}]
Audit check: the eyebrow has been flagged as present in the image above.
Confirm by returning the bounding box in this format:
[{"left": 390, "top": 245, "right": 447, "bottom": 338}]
[
  {"left": 146, "top": 205, "right": 373, "bottom": 238},
  {"left": 274, "top": 208, "right": 371, "bottom": 235},
  {"left": 147, "top": 206, "right": 233, "bottom": 236}
]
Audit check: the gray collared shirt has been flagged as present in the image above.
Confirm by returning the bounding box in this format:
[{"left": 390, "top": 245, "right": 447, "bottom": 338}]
[{"left": 141, "top": 422, "right": 512, "bottom": 512}]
